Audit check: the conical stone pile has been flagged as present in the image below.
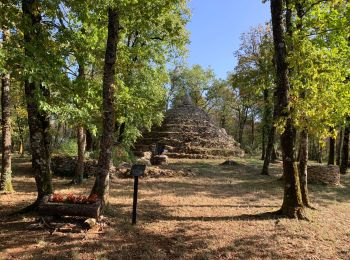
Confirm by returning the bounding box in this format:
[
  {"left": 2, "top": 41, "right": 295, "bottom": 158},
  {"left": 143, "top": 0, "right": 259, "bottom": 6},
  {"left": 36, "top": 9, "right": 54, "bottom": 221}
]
[{"left": 134, "top": 95, "right": 244, "bottom": 159}]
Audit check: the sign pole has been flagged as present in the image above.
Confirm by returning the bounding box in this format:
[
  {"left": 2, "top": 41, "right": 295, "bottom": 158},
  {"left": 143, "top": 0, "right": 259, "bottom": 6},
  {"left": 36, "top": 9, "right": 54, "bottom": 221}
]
[
  {"left": 132, "top": 175, "right": 139, "bottom": 225},
  {"left": 130, "top": 164, "right": 145, "bottom": 225}
]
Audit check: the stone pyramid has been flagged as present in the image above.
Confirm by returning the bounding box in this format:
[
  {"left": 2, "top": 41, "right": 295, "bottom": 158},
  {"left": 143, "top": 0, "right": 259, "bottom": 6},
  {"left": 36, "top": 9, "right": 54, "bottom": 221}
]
[{"left": 133, "top": 95, "right": 244, "bottom": 159}]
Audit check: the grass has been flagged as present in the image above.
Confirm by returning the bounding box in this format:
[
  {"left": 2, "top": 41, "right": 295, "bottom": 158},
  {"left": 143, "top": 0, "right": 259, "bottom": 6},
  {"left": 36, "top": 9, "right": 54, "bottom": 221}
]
[{"left": 0, "top": 155, "right": 349, "bottom": 259}]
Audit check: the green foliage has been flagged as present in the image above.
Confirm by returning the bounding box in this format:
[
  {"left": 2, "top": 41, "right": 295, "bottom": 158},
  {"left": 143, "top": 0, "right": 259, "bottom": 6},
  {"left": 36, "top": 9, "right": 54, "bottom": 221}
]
[
  {"left": 54, "top": 139, "right": 78, "bottom": 157},
  {"left": 1, "top": 0, "right": 191, "bottom": 156},
  {"left": 228, "top": 24, "right": 275, "bottom": 147},
  {"left": 168, "top": 65, "right": 216, "bottom": 108},
  {"left": 112, "top": 145, "right": 137, "bottom": 166},
  {"left": 285, "top": 0, "right": 350, "bottom": 139}
]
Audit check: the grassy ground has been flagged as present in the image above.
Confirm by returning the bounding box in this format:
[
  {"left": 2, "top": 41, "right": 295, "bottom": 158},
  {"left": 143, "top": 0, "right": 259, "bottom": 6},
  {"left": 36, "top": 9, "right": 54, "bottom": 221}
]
[{"left": 0, "top": 156, "right": 349, "bottom": 259}]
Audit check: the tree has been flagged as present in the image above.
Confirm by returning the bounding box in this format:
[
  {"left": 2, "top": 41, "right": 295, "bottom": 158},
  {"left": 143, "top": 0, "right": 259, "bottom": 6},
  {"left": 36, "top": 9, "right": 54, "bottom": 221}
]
[
  {"left": 336, "top": 128, "right": 343, "bottom": 165},
  {"left": 328, "top": 129, "right": 335, "bottom": 165},
  {"left": 22, "top": 0, "right": 53, "bottom": 205},
  {"left": 229, "top": 24, "right": 275, "bottom": 161},
  {"left": 89, "top": 0, "right": 190, "bottom": 207},
  {"left": 340, "top": 121, "right": 349, "bottom": 175},
  {"left": 90, "top": 7, "right": 119, "bottom": 205},
  {"left": 270, "top": 0, "right": 305, "bottom": 218},
  {"left": 0, "top": 27, "right": 13, "bottom": 192},
  {"left": 74, "top": 125, "right": 86, "bottom": 184},
  {"left": 205, "top": 79, "right": 238, "bottom": 132},
  {"left": 168, "top": 65, "right": 216, "bottom": 109}
]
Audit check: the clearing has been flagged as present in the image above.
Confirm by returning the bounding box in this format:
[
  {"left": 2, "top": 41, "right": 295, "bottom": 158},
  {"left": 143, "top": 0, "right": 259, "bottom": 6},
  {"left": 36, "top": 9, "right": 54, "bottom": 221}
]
[{"left": 0, "top": 156, "right": 349, "bottom": 259}]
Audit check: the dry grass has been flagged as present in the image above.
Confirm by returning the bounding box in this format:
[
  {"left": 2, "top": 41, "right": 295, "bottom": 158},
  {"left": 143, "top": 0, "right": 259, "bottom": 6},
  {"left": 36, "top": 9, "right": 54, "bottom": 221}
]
[{"left": 0, "top": 156, "right": 349, "bottom": 259}]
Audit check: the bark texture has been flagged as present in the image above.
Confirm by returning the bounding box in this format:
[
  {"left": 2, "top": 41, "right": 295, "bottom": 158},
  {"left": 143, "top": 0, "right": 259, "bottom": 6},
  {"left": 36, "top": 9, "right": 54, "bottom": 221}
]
[
  {"left": 22, "top": 0, "right": 53, "bottom": 201},
  {"left": 0, "top": 27, "right": 13, "bottom": 192},
  {"left": 261, "top": 80, "right": 276, "bottom": 173},
  {"left": 328, "top": 129, "right": 335, "bottom": 165},
  {"left": 251, "top": 114, "right": 255, "bottom": 147},
  {"left": 90, "top": 8, "right": 119, "bottom": 206},
  {"left": 318, "top": 145, "right": 323, "bottom": 163},
  {"left": 237, "top": 107, "right": 248, "bottom": 147},
  {"left": 261, "top": 126, "right": 276, "bottom": 175},
  {"left": 270, "top": 0, "right": 305, "bottom": 218},
  {"left": 298, "top": 128, "right": 310, "bottom": 207},
  {"left": 340, "top": 123, "right": 350, "bottom": 175},
  {"left": 74, "top": 126, "right": 86, "bottom": 184},
  {"left": 261, "top": 89, "right": 270, "bottom": 160},
  {"left": 86, "top": 129, "right": 93, "bottom": 152},
  {"left": 261, "top": 130, "right": 266, "bottom": 160},
  {"left": 336, "top": 128, "right": 343, "bottom": 166}
]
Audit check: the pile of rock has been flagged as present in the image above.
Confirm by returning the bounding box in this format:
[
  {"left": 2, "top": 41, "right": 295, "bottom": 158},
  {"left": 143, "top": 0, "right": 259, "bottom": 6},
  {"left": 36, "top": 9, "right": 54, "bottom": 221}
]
[
  {"left": 51, "top": 156, "right": 79, "bottom": 177},
  {"left": 220, "top": 160, "right": 239, "bottom": 166},
  {"left": 133, "top": 95, "right": 244, "bottom": 159},
  {"left": 117, "top": 165, "right": 196, "bottom": 178},
  {"left": 150, "top": 155, "right": 168, "bottom": 165},
  {"left": 51, "top": 156, "right": 115, "bottom": 177},
  {"left": 308, "top": 164, "right": 340, "bottom": 186}
]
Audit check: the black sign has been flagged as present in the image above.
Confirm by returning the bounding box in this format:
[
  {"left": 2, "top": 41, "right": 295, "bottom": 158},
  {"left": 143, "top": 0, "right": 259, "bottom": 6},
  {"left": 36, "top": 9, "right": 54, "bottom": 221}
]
[
  {"left": 131, "top": 164, "right": 146, "bottom": 225},
  {"left": 131, "top": 164, "right": 146, "bottom": 177}
]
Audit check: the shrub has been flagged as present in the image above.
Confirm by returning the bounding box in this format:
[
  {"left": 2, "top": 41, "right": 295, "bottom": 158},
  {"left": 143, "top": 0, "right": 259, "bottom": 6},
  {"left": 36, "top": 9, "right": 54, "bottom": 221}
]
[{"left": 54, "top": 139, "right": 77, "bottom": 156}]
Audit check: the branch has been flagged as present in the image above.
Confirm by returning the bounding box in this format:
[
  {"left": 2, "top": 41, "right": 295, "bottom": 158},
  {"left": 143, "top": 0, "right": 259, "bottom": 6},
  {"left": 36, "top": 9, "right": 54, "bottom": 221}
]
[
  {"left": 301, "top": 0, "right": 330, "bottom": 18},
  {"left": 306, "top": 27, "right": 343, "bottom": 37}
]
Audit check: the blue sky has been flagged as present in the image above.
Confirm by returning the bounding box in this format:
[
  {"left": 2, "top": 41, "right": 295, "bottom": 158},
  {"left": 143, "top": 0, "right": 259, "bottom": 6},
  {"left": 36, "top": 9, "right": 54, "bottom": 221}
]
[{"left": 186, "top": 0, "right": 270, "bottom": 79}]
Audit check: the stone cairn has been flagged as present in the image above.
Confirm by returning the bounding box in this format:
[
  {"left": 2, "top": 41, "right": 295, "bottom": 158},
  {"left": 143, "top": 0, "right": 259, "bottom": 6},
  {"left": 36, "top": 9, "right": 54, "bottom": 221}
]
[
  {"left": 133, "top": 95, "right": 244, "bottom": 160},
  {"left": 51, "top": 156, "right": 116, "bottom": 177},
  {"left": 307, "top": 164, "right": 340, "bottom": 186}
]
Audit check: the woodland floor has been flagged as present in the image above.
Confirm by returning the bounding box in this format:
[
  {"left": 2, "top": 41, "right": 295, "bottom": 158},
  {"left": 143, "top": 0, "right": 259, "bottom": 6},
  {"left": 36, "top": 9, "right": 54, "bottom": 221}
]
[{"left": 0, "top": 156, "right": 350, "bottom": 260}]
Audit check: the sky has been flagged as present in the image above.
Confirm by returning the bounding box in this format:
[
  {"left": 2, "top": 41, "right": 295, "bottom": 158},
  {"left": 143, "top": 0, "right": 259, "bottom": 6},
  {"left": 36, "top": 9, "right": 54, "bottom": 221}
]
[{"left": 186, "top": 0, "right": 271, "bottom": 80}]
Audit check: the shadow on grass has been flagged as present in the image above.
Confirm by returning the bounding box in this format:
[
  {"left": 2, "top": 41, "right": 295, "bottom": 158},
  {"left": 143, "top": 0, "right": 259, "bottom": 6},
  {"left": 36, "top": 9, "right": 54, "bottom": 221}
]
[{"left": 1, "top": 157, "right": 350, "bottom": 259}]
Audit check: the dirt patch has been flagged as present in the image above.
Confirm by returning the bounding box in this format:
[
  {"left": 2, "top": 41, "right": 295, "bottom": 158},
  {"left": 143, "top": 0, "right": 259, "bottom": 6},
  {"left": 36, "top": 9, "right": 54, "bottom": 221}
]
[{"left": 1, "top": 156, "right": 349, "bottom": 259}]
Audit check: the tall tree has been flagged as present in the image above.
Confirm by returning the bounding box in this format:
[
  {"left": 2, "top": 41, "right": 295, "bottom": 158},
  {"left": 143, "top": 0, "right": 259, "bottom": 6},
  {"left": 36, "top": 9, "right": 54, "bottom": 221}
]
[
  {"left": 298, "top": 127, "right": 310, "bottom": 206},
  {"left": 270, "top": 0, "right": 305, "bottom": 218},
  {"left": 336, "top": 128, "right": 343, "bottom": 165},
  {"left": 74, "top": 125, "right": 86, "bottom": 184},
  {"left": 90, "top": 7, "right": 119, "bottom": 205},
  {"left": 169, "top": 65, "right": 216, "bottom": 108},
  {"left": 328, "top": 134, "right": 335, "bottom": 165},
  {"left": 22, "top": 0, "right": 53, "bottom": 204},
  {"left": 340, "top": 121, "right": 349, "bottom": 175},
  {"left": 0, "top": 27, "right": 13, "bottom": 192},
  {"left": 261, "top": 117, "right": 277, "bottom": 175}
]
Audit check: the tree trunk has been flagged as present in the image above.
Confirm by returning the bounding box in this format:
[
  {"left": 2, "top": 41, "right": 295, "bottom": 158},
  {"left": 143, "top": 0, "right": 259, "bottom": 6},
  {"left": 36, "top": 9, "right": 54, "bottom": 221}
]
[
  {"left": 328, "top": 128, "right": 335, "bottom": 165},
  {"left": 90, "top": 8, "right": 119, "bottom": 206},
  {"left": 318, "top": 144, "right": 323, "bottom": 164},
  {"left": 261, "top": 126, "right": 276, "bottom": 175},
  {"left": 22, "top": 0, "right": 53, "bottom": 202},
  {"left": 261, "top": 89, "right": 270, "bottom": 160},
  {"left": 271, "top": 145, "right": 278, "bottom": 162},
  {"left": 53, "top": 122, "right": 61, "bottom": 148},
  {"left": 117, "top": 122, "right": 126, "bottom": 143},
  {"left": 251, "top": 113, "right": 255, "bottom": 148},
  {"left": 261, "top": 129, "right": 266, "bottom": 160},
  {"left": 19, "top": 140, "right": 24, "bottom": 156},
  {"left": 336, "top": 128, "right": 343, "bottom": 166},
  {"left": 0, "top": 27, "right": 13, "bottom": 192},
  {"left": 73, "top": 126, "right": 86, "bottom": 184},
  {"left": 14, "top": 105, "right": 25, "bottom": 156},
  {"left": 86, "top": 129, "right": 93, "bottom": 152},
  {"left": 270, "top": 0, "right": 305, "bottom": 218},
  {"left": 298, "top": 128, "right": 311, "bottom": 207},
  {"left": 237, "top": 107, "right": 248, "bottom": 148},
  {"left": 340, "top": 122, "right": 350, "bottom": 175}
]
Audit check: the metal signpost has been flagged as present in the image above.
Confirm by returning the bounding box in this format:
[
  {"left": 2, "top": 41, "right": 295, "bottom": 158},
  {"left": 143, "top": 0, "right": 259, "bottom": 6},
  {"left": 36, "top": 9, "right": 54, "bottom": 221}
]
[{"left": 131, "top": 164, "right": 146, "bottom": 225}]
